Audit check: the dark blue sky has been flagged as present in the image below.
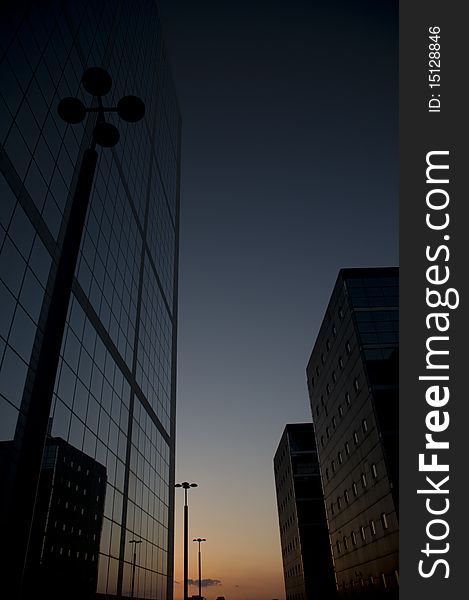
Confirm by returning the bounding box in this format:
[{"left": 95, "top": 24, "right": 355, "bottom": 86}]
[{"left": 157, "top": 1, "right": 398, "bottom": 596}]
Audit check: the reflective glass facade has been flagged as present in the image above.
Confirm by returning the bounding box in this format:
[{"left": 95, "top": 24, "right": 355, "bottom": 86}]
[
  {"left": 0, "top": 1, "right": 180, "bottom": 599},
  {"left": 306, "top": 268, "right": 399, "bottom": 599},
  {"left": 25, "top": 436, "right": 107, "bottom": 600}
]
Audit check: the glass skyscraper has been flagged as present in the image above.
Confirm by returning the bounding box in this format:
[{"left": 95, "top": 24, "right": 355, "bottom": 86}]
[{"left": 0, "top": 1, "right": 180, "bottom": 599}]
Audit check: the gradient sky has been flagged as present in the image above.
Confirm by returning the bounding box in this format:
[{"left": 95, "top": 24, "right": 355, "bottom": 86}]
[{"left": 157, "top": 2, "right": 398, "bottom": 599}]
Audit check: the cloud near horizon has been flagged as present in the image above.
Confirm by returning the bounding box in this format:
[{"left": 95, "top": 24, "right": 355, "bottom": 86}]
[{"left": 188, "top": 579, "right": 222, "bottom": 588}]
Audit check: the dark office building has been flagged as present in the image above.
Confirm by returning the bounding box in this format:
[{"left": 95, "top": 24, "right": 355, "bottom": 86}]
[
  {"left": 0, "top": 1, "right": 180, "bottom": 599},
  {"left": 306, "top": 268, "right": 398, "bottom": 599},
  {"left": 25, "top": 436, "right": 106, "bottom": 599},
  {"left": 274, "top": 424, "right": 336, "bottom": 600}
]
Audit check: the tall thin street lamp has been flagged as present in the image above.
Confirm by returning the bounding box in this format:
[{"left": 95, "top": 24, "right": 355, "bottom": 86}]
[
  {"left": 8, "top": 66, "right": 144, "bottom": 599},
  {"left": 193, "top": 538, "right": 206, "bottom": 600},
  {"left": 129, "top": 539, "right": 142, "bottom": 600},
  {"left": 175, "top": 482, "right": 198, "bottom": 600}
]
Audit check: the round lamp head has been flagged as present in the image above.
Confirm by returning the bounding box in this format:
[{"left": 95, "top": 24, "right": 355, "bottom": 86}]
[
  {"left": 82, "top": 67, "right": 112, "bottom": 97},
  {"left": 94, "top": 122, "right": 120, "bottom": 147},
  {"left": 117, "top": 95, "right": 145, "bottom": 122},
  {"left": 57, "top": 97, "right": 86, "bottom": 124}
]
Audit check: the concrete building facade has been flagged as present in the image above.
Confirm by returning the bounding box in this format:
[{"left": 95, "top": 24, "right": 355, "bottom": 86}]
[
  {"left": 306, "top": 268, "right": 399, "bottom": 599},
  {"left": 274, "top": 423, "right": 336, "bottom": 600}
]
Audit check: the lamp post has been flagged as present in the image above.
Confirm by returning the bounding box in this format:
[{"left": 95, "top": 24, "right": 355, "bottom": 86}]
[
  {"left": 193, "top": 538, "right": 206, "bottom": 600},
  {"left": 8, "top": 66, "right": 144, "bottom": 599},
  {"left": 175, "top": 482, "right": 198, "bottom": 600},
  {"left": 129, "top": 539, "right": 142, "bottom": 600}
]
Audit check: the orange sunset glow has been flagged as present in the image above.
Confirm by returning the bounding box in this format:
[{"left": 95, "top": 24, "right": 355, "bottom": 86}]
[{"left": 172, "top": 477, "right": 286, "bottom": 600}]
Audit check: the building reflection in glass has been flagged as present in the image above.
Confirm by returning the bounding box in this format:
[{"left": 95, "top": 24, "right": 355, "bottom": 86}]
[{"left": 27, "top": 437, "right": 106, "bottom": 600}]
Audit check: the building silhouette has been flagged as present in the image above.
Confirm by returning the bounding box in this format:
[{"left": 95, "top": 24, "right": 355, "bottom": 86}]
[
  {"left": 0, "top": 1, "right": 180, "bottom": 599},
  {"left": 23, "top": 436, "right": 106, "bottom": 600},
  {"left": 0, "top": 435, "right": 106, "bottom": 600},
  {"left": 306, "top": 268, "right": 398, "bottom": 599},
  {"left": 274, "top": 423, "right": 336, "bottom": 600}
]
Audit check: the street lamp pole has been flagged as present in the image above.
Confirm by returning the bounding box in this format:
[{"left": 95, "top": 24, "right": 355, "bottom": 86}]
[
  {"left": 129, "top": 539, "right": 142, "bottom": 600},
  {"left": 7, "top": 67, "right": 144, "bottom": 600},
  {"left": 175, "top": 482, "right": 198, "bottom": 600},
  {"left": 193, "top": 538, "right": 206, "bottom": 600}
]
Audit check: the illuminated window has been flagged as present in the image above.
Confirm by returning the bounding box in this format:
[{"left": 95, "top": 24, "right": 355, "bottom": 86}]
[{"left": 381, "top": 513, "right": 389, "bottom": 530}]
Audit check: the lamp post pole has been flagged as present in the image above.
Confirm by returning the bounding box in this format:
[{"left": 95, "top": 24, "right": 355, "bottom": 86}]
[
  {"left": 129, "top": 539, "right": 142, "bottom": 600},
  {"left": 175, "top": 482, "right": 198, "bottom": 600},
  {"left": 193, "top": 538, "right": 206, "bottom": 600},
  {"left": 7, "top": 67, "right": 144, "bottom": 600}
]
